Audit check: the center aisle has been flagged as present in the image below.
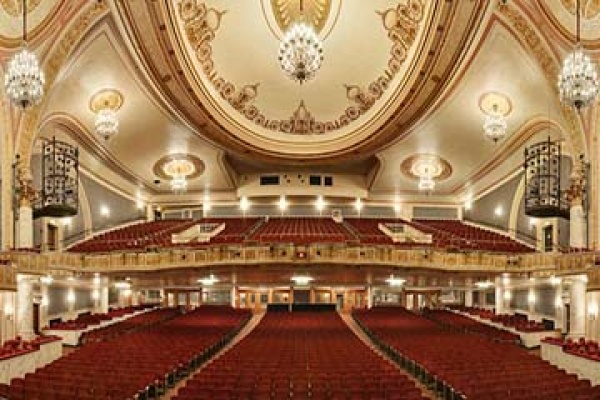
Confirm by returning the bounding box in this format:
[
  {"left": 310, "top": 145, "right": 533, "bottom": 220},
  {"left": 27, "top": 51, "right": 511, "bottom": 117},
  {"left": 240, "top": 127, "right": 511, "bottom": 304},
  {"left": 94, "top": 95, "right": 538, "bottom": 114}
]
[{"left": 174, "top": 311, "right": 426, "bottom": 400}]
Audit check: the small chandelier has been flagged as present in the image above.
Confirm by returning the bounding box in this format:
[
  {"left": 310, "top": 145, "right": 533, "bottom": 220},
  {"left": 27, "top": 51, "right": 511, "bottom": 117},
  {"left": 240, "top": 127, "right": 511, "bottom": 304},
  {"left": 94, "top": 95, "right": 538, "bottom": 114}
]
[
  {"left": 90, "top": 89, "right": 123, "bottom": 141},
  {"left": 483, "top": 104, "right": 507, "bottom": 142},
  {"left": 558, "top": 0, "right": 599, "bottom": 109},
  {"left": 170, "top": 174, "right": 188, "bottom": 193},
  {"left": 4, "top": 0, "right": 45, "bottom": 109},
  {"left": 418, "top": 176, "right": 435, "bottom": 191},
  {"left": 95, "top": 108, "right": 119, "bottom": 140},
  {"left": 278, "top": 0, "right": 323, "bottom": 84}
]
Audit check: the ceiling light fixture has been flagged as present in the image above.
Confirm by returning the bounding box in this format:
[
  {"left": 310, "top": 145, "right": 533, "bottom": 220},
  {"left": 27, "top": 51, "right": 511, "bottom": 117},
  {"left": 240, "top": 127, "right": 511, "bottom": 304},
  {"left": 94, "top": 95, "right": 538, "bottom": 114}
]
[
  {"left": 291, "top": 275, "right": 313, "bottom": 285},
  {"left": 90, "top": 89, "right": 123, "bottom": 141},
  {"left": 558, "top": 0, "right": 599, "bottom": 109},
  {"left": 278, "top": 0, "right": 323, "bottom": 84},
  {"left": 162, "top": 158, "right": 194, "bottom": 194},
  {"left": 95, "top": 108, "right": 119, "bottom": 140},
  {"left": 198, "top": 274, "right": 218, "bottom": 286},
  {"left": 482, "top": 103, "right": 508, "bottom": 142},
  {"left": 385, "top": 275, "right": 406, "bottom": 286},
  {"left": 4, "top": 0, "right": 45, "bottom": 109}
]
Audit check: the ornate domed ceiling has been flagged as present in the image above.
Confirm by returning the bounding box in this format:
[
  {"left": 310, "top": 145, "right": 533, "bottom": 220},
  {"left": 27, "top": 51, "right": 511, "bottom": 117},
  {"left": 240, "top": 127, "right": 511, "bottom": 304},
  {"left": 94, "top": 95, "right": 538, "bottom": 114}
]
[{"left": 112, "top": 0, "right": 488, "bottom": 163}]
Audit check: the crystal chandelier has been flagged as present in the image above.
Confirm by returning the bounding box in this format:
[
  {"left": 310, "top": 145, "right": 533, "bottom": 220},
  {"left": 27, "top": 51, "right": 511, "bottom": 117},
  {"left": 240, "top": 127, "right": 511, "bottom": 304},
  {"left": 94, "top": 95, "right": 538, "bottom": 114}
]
[
  {"left": 170, "top": 174, "right": 188, "bottom": 193},
  {"left": 418, "top": 176, "right": 435, "bottom": 191},
  {"left": 95, "top": 108, "right": 119, "bottom": 140},
  {"left": 278, "top": 0, "right": 323, "bottom": 84},
  {"left": 558, "top": 0, "right": 599, "bottom": 109},
  {"left": 483, "top": 104, "right": 507, "bottom": 142},
  {"left": 4, "top": 0, "right": 45, "bottom": 109}
]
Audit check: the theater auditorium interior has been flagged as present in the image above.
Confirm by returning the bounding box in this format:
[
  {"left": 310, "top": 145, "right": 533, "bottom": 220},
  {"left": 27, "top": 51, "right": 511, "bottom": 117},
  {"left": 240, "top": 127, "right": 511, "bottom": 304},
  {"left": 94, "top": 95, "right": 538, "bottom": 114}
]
[{"left": 3, "top": 0, "right": 600, "bottom": 399}]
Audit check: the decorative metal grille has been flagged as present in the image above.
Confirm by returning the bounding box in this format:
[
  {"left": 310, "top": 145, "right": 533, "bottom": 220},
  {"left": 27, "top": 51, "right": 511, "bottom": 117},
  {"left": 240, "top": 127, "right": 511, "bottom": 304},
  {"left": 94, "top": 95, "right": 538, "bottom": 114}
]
[
  {"left": 523, "top": 137, "right": 569, "bottom": 219},
  {"left": 34, "top": 137, "right": 79, "bottom": 218}
]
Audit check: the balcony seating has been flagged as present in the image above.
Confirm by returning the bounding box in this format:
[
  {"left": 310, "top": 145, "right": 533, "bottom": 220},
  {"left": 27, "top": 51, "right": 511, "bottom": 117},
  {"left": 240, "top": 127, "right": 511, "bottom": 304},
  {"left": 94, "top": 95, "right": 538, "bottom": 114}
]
[
  {"left": 174, "top": 311, "right": 425, "bottom": 400},
  {"left": 0, "top": 336, "right": 59, "bottom": 360},
  {"left": 250, "top": 217, "right": 355, "bottom": 244},
  {"left": 5, "top": 306, "right": 250, "bottom": 400},
  {"left": 344, "top": 218, "right": 395, "bottom": 244},
  {"left": 413, "top": 219, "right": 533, "bottom": 253},
  {"left": 354, "top": 307, "right": 600, "bottom": 400}
]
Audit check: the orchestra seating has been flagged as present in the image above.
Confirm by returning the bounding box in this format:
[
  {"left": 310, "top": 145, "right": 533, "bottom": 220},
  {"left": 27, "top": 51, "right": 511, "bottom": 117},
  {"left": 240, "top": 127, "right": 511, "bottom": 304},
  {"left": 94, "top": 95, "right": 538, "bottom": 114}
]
[
  {"left": 47, "top": 305, "right": 152, "bottom": 330},
  {"left": 424, "top": 309, "right": 520, "bottom": 342},
  {"left": 452, "top": 306, "right": 547, "bottom": 332},
  {"left": 174, "top": 311, "right": 425, "bottom": 400},
  {"left": 4, "top": 306, "right": 250, "bottom": 400},
  {"left": 80, "top": 307, "right": 181, "bottom": 345},
  {"left": 354, "top": 307, "right": 600, "bottom": 400},
  {"left": 249, "top": 217, "right": 355, "bottom": 244}
]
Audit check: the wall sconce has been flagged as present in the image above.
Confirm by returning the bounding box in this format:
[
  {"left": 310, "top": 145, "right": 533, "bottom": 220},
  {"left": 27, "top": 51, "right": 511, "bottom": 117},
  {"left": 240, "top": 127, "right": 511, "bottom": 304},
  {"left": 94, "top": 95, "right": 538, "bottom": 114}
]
[
  {"left": 41, "top": 296, "right": 49, "bottom": 307},
  {"left": 528, "top": 292, "right": 536, "bottom": 304},
  {"left": 589, "top": 303, "right": 598, "bottom": 320},
  {"left": 503, "top": 290, "right": 512, "bottom": 301},
  {"left": 92, "top": 289, "right": 100, "bottom": 301},
  {"left": 3, "top": 304, "right": 14, "bottom": 319},
  {"left": 66, "top": 289, "right": 75, "bottom": 304}
]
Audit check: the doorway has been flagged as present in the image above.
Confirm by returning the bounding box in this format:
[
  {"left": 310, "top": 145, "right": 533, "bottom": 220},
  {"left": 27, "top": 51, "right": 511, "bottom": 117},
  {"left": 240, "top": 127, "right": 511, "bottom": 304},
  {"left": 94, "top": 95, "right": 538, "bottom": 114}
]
[{"left": 336, "top": 294, "right": 344, "bottom": 311}]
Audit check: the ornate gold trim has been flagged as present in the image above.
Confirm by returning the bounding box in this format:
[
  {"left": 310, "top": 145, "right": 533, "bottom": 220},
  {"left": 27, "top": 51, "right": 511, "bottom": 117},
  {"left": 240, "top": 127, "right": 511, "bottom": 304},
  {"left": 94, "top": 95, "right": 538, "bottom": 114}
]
[
  {"left": 400, "top": 154, "right": 453, "bottom": 182},
  {"left": 177, "top": 0, "right": 425, "bottom": 135},
  {"left": 0, "top": 0, "right": 41, "bottom": 17},
  {"left": 153, "top": 154, "right": 205, "bottom": 180},
  {"left": 270, "top": 0, "right": 332, "bottom": 34},
  {"left": 89, "top": 89, "right": 124, "bottom": 113}
]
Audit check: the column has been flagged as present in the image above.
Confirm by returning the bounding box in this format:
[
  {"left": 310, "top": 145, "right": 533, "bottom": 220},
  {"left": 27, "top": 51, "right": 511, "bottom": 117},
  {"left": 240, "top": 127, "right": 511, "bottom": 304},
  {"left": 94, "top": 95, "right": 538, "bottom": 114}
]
[
  {"left": 568, "top": 168, "right": 587, "bottom": 249},
  {"left": 366, "top": 285, "right": 373, "bottom": 309},
  {"left": 99, "top": 277, "right": 109, "bottom": 313},
  {"left": 40, "top": 280, "right": 49, "bottom": 329},
  {"left": 495, "top": 277, "right": 504, "bottom": 314},
  {"left": 230, "top": 286, "right": 237, "bottom": 308},
  {"left": 554, "top": 281, "right": 564, "bottom": 332},
  {"left": 0, "top": 291, "right": 16, "bottom": 343},
  {"left": 528, "top": 286, "right": 536, "bottom": 316},
  {"left": 586, "top": 290, "right": 600, "bottom": 341},
  {"left": 16, "top": 275, "right": 35, "bottom": 339},
  {"left": 309, "top": 287, "right": 316, "bottom": 304},
  {"left": 16, "top": 172, "right": 36, "bottom": 249},
  {"left": 185, "top": 292, "right": 191, "bottom": 310},
  {"left": 569, "top": 275, "right": 587, "bottom": 338},
  {"left": 465, "top": 278, "right": 473, "bottom": 308}
]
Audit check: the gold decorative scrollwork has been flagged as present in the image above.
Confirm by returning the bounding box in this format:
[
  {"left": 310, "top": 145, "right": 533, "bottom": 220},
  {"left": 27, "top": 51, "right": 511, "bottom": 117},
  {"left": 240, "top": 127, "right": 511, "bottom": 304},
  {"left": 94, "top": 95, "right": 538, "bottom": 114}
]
[
  {"left": 178, "top": 0, "right": 424, "bottom": 135},
  {"left": 270, "top": 0, "right": 332, "bottom": 34},
  {"left": 560, "top": 0, "right": 600, "bottom": 19},
  {"left": 0, "top": 0, "right": 41, "bottom": 17}
]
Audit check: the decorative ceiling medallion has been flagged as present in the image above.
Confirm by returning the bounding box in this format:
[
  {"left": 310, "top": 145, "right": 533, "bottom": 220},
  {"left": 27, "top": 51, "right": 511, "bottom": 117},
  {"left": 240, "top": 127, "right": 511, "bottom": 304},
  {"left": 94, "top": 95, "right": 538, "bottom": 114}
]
[
  {"left": 89, "top": 89, "right": 123, "bottom": 113},
  {"left": 0, "top": 0, "right": 41, "bottom": 17},
  {"left": 271, "top": 0, "right": 332, "bottom": 35},
  {"left": 560, "top": 0, "right": 600, "bottom": 19},
  {"left": 178, "top": 0, "right": 425, "bottom": 135},
  {"left": 153, "top": 154, "right": 205, "bottom": 180},
  {"left": 478, "top": 92, "right": 512, "bottom": 116},
  {"left": 401, "top": 154, "right": 452, "bottom": 182}
]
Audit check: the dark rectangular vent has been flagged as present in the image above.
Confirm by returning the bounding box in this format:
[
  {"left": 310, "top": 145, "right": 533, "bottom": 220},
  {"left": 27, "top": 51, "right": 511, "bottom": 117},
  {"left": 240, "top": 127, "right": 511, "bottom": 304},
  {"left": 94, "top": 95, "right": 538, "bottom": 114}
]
[
  {"left": 260, "top": 175, "right": 280, "bottom": 186},
  {"left": 309, "top": 175, "right": 322, "bottom": 186},
  {"left": 324, "top": 176, "right": 333, "bottom": 186}
]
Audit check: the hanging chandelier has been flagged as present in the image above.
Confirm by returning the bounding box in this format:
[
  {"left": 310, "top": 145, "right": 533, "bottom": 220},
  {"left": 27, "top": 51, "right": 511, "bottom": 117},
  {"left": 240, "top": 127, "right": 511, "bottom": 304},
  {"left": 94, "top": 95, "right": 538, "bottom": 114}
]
[
  {"left": 170, "top": 174, "right": 188, "bottom": 193},
  {"left": 90, "top": 89, "right": 123, "bottom": 141},
  {"left": 558, "top": 0, "right": 599, "bottom": 109},
  {"left": 483, "top": 104, "right": 507, "bottom": 142},
  {"left": 4, "top": 0, "right": 45, "bottom": 109},
  {"left": 418, "top": 176, "right": 435, "bottom": 191},
  {"left": 95, "top": 108, "right": 119, "bottom": 140},
  {"left": 278, "top": 0, "right": 323, "bottom": 84}
]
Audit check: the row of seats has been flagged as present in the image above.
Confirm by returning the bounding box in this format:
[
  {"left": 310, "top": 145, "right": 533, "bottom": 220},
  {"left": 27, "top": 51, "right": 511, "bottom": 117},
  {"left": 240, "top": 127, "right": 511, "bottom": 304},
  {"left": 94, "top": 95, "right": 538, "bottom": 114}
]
[
  {"left": 543, "top": 337, "right": 600, "bottom": 362},
  {"left": 80, "top": 307, "right": 181, "bottom": 345},
  {"left": 0, "top": 335, "right": 60, "bottom": 360},
  {"left": 452, "top": 306, "right": 548, "bottom": 332},
  {"left": 354, "top": 307, "right": 600, "bottom": 400},
  {"left": 47, "top": 305, "right": 152, "bottom": 330},
  {"left": 424, "top": 309, "right": 520, "bottom": 343},
  {"left": 68, "top": 217, "right": 534, "bottom": 253},
  {"left": 3, "top": 306, "right": 251, "bottom": 400},
  {"left": 250, "top": 218, "right": 355, "bottom": 244},
  {"left": 174, "top": 311, "right": 425, "bottom": 400}
]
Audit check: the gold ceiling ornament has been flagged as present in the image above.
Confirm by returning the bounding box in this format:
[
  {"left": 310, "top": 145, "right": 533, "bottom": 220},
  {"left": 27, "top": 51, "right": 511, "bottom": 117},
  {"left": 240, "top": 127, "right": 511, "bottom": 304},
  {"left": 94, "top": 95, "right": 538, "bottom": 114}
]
[
  {"left": 401, "top": 154, "right": 452, "bottom": 192},
  {"left": 270, "top": 0, "right": 332, "bottom": 35},
  {"left": 153, "top": 154, "right": 205, "bottom": 181},
  {"left": 0, "top": 0, "right": 41, "bottom": 17},
  {"left": 560, "top": 0, "right": 600, "bottom": 19},
  {"left": 178, "top": 0, "right": 424, "bottom": 135},
  {"left": 89, "top": 89, "right": 123, "bottom": 113}
]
